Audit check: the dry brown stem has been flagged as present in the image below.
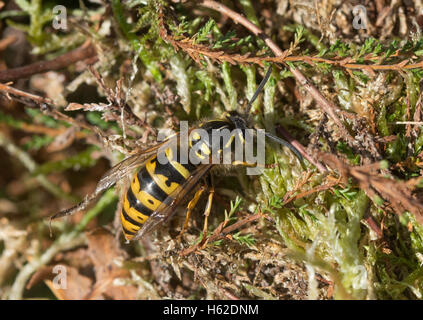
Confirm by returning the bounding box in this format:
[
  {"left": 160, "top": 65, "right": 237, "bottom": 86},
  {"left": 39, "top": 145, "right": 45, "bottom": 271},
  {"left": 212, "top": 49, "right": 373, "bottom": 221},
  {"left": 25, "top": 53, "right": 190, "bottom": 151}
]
[
  {"left": 200, "top": 1, "right": 354, "bottom": 146},
  {"left": 321, "top": 153, "right": 423, "bottom": 224},
  {"left": 180, "top": 213, "right": 262, "bottom": 257},
  {"left": 0, "top": 41, "right": 97, "bottom": 82}
]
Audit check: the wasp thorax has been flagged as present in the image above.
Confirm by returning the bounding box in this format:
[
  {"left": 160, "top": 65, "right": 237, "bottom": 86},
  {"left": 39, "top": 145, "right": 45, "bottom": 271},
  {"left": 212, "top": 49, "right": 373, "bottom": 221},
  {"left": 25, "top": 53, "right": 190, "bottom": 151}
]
[{"left": 155, "top": 120, "right": 266, "bottom": 174}]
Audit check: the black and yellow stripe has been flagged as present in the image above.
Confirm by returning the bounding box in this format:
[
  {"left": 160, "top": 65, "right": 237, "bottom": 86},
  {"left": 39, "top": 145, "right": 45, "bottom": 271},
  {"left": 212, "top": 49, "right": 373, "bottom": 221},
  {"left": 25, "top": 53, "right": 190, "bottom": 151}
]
[
  {"left": 54, "top": 67, "right": 301, "bottom": 243},
  {"left": 121, "top": 118, "right": 238, "bottom": 240},
  {"left": 121, "top": 149, "right": 199, "bottom": 240}
]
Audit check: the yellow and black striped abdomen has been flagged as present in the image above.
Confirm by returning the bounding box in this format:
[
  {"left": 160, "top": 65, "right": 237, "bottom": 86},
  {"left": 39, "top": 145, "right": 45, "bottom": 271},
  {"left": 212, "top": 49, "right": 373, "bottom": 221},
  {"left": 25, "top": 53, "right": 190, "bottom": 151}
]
[
  {"left": 121, "top": 120, "right": 233, "bottom": 240},
  {"left": 121, "top": 149, "right": 197, "bottom": 240}
]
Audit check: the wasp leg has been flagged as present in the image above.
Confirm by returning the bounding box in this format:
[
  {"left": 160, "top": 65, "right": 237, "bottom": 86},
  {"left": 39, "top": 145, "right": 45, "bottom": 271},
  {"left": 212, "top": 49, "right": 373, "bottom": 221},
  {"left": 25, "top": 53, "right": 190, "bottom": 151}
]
[
  {"left": 231, "top": 161, "right": 265, "bottom": 168},
  {"left": 200, "top": 186, "right": 215, "bottom": 245},
  {"left": 198, "top": 174, "right": 215, "bottom": 248},
  {"left": 178, "top": 185, "right": 206, "bottom": 238}
]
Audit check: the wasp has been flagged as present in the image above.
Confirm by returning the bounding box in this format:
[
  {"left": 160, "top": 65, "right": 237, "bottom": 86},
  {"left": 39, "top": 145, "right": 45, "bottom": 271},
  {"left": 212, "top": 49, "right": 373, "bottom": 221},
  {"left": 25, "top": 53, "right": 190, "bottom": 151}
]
[{"left": 51, "top": 66, "right": 302, "bottom": 241}]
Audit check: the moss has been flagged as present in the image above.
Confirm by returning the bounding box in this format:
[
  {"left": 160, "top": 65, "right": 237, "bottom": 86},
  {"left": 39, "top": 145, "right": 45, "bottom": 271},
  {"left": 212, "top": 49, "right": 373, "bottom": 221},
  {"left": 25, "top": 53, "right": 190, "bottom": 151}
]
[{"left": 1, "top": 0, "right": 423, "bottom": 300}]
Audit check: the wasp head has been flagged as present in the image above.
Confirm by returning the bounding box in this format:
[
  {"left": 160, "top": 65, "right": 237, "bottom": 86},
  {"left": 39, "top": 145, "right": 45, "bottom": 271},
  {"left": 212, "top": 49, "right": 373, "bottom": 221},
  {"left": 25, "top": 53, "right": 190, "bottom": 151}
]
[{"left": 224, "top": 111, "right": 249, "bottom": 130}]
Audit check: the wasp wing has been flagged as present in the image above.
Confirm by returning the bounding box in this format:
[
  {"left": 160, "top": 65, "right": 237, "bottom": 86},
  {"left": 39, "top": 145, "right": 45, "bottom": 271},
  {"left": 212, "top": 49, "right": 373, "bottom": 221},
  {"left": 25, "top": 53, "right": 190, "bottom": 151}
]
[
  {"left": 51, "top": 136, "right": 179, "bottom": 220},
  {"left": 132, "top": 164, "right": 213, "bottom": 240},
  {"left": 96, "top": 146, "right": 160, "bottom": 192}
]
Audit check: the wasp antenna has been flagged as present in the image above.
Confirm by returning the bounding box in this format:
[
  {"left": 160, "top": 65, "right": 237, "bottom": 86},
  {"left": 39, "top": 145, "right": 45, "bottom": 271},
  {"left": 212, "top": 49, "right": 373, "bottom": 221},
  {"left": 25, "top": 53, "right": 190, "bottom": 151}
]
[
  {"left": 245, "top": 65, "right": 273, "bottom": 115},
  {"left": 265, "top": 132, "right": 303, "bottom": 161}
]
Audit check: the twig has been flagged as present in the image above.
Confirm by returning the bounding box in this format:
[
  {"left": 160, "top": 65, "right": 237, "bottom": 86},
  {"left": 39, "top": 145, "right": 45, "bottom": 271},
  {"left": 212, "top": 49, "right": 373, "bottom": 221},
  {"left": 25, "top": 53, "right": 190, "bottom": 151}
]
[
  {"left": 160, "top": 3, "right": 327, "bottom": 172},
  {"left": 213, "top": 213, "right": 261, "bottom": 238},
  {"left": 283, "top": 180, "right": 338, "bottom": 205},
  {"left": 180, "top": 213, "right": 261, "bottom": 256},
  {"left": 277, "top": 126, "right": 327, "bottom": 172},
  {"left": 0, "top": 82, "right": 107, "bottom": 141},
  {"left": 151, "top": 33, "right": 423, "bottom": 72},
  {"left": 87, "top": 66, "right": 157, "bottom": 136},
  {"left": 0, "top": 41, "right": 97, "bottom": 82},
  {"left": 200, "top": 1, "right": 356, "bottom": 151},
  {"left": 0, "top": 82, "right": 145, "bottom": 157},
  {"left": 321, "top": 153, "right": 423, "bottom": 224}
]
